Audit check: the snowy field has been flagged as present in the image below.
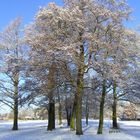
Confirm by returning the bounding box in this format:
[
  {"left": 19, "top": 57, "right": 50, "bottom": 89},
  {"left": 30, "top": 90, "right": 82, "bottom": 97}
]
[{"left": 0, "top": 120, "right": 140, "bottom": 140}]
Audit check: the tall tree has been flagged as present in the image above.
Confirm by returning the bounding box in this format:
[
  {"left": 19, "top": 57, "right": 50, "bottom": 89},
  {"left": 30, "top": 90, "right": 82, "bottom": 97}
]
[
  {"left": 25, "top": 0, "right": 134, "bottom": 135},
  {"left": 0, "top": 18, "right": 26, "bottom": 130}
]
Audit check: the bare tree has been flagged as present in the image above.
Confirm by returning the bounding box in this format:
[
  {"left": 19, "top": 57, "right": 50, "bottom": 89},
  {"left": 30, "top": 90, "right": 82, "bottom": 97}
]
[{"left": 0, "top": 17, "right": 27, "bottom": 130}]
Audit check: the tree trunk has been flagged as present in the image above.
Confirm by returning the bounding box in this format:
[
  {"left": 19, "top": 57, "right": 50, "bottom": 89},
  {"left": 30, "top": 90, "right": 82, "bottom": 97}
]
[
  {"left": 112, "top": 81, "right": 118, "bottom": 129},
  {"left": 97, "top": 80, "right": 106, "bottom": 134},
  {"left": 75, "top": 44, "right": 84, "bottom": 135},
  {"left": 75, "top": 85, "right": 83, "bottom": 135},
  {"left": 70, "top": 101, "right": 76, "bottom": 130},
  {"left": 12, "top": 97, "right": 18, "bottom": 130},
  {"left": 57, "top": 73, "right": 62, "bottom": 125},
  {"left": 47, "top": 62, "right": 56, "bottom": 131},
  {"left": 86, "top": 108, "right": 89, "bottom": 126},
  {"left": 12, "top": 78, "right": 19, "bottom": 130},
  {"left": 47, "top": 99, "right": 55, "bottom": 131},
  {"left": 85, "top": 96, "right": 89, "bottom": 126},
  {"left": 58, "top": 103, "right": 62, "bottom": 125},
  {"left": 66, "top": 107, "right": 71, "bottom": 126},
  {"left": 57, "top": 87, "right": 62, "bottom": 125},
  {"left": 67, "top": 115, "right": 71, "bottom": 126}
]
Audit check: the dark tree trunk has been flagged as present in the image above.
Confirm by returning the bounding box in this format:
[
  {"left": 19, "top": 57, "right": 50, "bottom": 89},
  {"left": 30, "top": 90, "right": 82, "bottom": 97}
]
[
  {"left": 75, "top": 90, "right": 83, "bottom": 135},
  {"left": 47, "top": 99, "right": 55, "bottom": 131},
  {"left": 70, "top": 100, "right": 76, "bottom": 130},
  {"left": 47, "top": 62, "right": 56, "bottom": 131},
  {"left": 112, "top": 81, "right": 118, "bottom": 129},
  {"left": 86, "top": 108, "right": 89, "bottom": 126},
  {"left": 58, "top": 103, "right": 62, "bottom": 125},
  {"left": 66, "top": 107, "right": 72, "bottom": 126},
  {"left": 85, "top": 96, "right": 89, "bottom": 126},
  {"left": 75, "top": 44, "right": 84, "bottom": 135},
  {"left": 67, "top": 115, "right": 71, "bottom": 126},
  {"left": 97, "top": 80, "right": 106, "bottom": 134},
  {"left": 57, "top": 87, "right": 62, "bottom": 125},
  {"left": 12, "top": 97, "right": 18, "bottom": 130},
  {"left": 12, "top": 80, "right": 19, "bottom": 130}
]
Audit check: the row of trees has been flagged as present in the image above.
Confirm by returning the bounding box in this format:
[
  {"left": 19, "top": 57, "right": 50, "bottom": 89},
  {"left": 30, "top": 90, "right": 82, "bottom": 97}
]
[{"left": 0, "top": 0, "right": 140, "bottom": 135}]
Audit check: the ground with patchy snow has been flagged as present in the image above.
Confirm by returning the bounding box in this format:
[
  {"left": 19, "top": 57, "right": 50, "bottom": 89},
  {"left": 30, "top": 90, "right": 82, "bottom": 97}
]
[{"left": 0, "top": 120, "right": 140, "bottom": 140}]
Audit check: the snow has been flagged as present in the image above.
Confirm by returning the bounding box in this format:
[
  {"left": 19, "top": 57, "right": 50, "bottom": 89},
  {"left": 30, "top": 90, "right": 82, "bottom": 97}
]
[{"left": 0, "top": 120, "right": 140, "bottom": 140}]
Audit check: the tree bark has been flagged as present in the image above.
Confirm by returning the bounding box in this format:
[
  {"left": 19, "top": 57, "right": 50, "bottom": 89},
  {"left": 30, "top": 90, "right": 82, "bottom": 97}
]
[
  {"left": 47, "top": 62, "right": 56, "bottom": 131},
  {"left": 86, "top": 108, "right": 89, "bottom": 126},
  {"left": 85, "top": 96, "right": 89, "bottom": 126},
  {"left": 75, "top": 44, "right": 84, "bottom": 135},
  {"left": 12, "top": 75, "right": 19, "bottom": 130},
  {"left": 66, "top": 107, "right": 72, "bottom": 126},
  {"left": 57, "top": 88, "right": 62, "bottom": 125},
  {"left": 97, "top": 80, "right": 106, "bottom": 134},
  {"left": 58, "top": 102, "right": 62, "bottom": 125},
  {"left": 12, "top": 98, "right": 18, "bottom": 130},
  {"left": 47, "top": 99, "right": 55, "bottom": 130},
  {"left": 112, "top": 81, "right": 118, "bottom": 129},
  {"left": 70, "top": 101, "right": 76, "bottom": 130}
]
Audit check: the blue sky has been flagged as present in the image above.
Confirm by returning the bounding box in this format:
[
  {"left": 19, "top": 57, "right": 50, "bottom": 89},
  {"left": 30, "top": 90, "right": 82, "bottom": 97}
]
[
  {"left": 0, "top": 0, "right": 63, "bottom": 30},
  {"left": 0, "top": 0, "right": 139, "bottom": 30},
  {"left": 126, "top": 0, "right": 140, "bottom": 30}
]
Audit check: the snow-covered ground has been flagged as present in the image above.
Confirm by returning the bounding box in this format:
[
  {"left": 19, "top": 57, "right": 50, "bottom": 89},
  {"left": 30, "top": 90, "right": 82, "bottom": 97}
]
[{"left": 0, "top": 120, "right": 140, "bottom": 140}]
